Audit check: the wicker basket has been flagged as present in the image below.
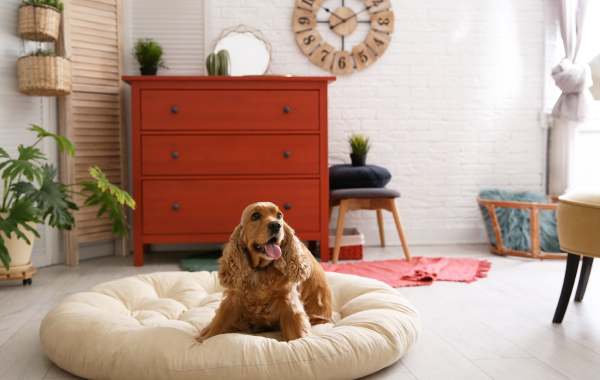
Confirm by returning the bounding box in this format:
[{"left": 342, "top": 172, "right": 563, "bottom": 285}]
[
  {"left": 17, "top": 55, "right": 72, "bottom": 96},
  {"left": 18, "top": 5, "right": 62, "bottom": 42},
  {"left": 477, "top": 197, "right": 564, "bottom": 260}
]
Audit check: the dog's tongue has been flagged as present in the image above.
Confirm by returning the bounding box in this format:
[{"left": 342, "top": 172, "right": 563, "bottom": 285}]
[{"left": 265, "top": 243, "right": 282, "bottom": 259}]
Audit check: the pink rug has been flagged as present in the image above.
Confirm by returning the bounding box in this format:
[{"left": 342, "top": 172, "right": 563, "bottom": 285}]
[{"left": 321, "top": 257, "right": 491, "bottom": 287}]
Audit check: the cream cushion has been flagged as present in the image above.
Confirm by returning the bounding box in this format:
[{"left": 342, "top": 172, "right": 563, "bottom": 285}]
[
  {"left": 558, "top": 191, "right": 600, "bottom": 258},
  {"left": 40, "top": 271, "right": 420, "bottom": 380}
]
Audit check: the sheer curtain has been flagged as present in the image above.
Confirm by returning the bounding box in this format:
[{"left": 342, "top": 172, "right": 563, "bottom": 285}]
[{"left": 548, "top": 0, "right": 595, "bottom": 195}]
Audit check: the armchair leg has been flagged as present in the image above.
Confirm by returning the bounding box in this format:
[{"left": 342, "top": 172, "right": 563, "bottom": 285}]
[
  {"left": 553, "top": 253, "right": 580, "bottom": 323},
  {"left": 575, "top": 257, "right": 593, "bottom": 302}
]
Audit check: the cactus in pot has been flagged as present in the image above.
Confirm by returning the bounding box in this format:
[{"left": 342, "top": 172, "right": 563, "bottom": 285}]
[{"left": 206, "top": 50, "right": 231, "bottom": 76}]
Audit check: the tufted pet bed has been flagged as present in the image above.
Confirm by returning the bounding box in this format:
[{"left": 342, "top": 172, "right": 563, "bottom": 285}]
[{"left": 40, "top": 271, "right": 420, "bottom": 380}]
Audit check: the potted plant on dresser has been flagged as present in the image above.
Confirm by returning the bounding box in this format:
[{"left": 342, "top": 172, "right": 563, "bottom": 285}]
[
  {"left": 133, "top": 38, "right": 166, "bottom": 75},
  {"left": 0, "top": 125, "right": 135, "bottom": 285}
]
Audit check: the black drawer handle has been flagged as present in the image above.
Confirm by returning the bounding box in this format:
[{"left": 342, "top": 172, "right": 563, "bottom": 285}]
[
  {"left": 171, "top": 202, "right": 181, "bottom": 212},
  {"left": 171, "top": 151, "right": 180, "bottom": 160},
  {"left": 283, "top": 203, "right": 293, "bottom": 211},
  {"left": 283, "top": 105, "right": 292, "bottom": 114},
  {"left": 282, "top": 151, "right": 292, "bottom": 159},
  {"left": 171, "top": 105, "right": 179, "bottom": 114}
]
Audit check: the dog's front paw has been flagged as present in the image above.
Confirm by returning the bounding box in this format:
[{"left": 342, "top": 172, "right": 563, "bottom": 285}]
[{"left": 196, "top": 327, "right": 211, "bottom": 343}]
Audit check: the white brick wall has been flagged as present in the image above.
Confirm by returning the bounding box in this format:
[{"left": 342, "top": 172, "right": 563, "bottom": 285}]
[{"left": 206, "top": 0, "right": 547, "bottom": 246}]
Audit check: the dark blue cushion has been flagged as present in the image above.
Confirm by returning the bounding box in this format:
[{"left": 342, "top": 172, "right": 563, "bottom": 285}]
[{"left": 329, "top": 164, "right": 391, "bottom": 190}]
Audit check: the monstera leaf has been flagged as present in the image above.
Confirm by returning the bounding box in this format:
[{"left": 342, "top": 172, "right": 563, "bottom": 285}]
[
  {"left": 80, "top": 167, "right": 135, "bottom": 237},
  {"left": 19, "top": 165, "right": 78, "bottom": 230},
  {"left": 29, "top": 125, "right": 75, "bottom": 156}
]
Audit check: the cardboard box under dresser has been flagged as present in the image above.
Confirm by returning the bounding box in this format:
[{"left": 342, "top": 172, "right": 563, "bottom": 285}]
[{"left": 123, "top": 76, "right": 335, "bottom": 266}]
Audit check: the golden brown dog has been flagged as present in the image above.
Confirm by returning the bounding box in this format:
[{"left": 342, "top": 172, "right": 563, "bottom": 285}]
[{"left": 197, "top": 202, "right": 332, "bottom": 342}]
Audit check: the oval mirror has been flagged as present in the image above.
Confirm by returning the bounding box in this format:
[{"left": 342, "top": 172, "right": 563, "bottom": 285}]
[{"left": 213, "top": 26, "right": 271, "bottom": 76}]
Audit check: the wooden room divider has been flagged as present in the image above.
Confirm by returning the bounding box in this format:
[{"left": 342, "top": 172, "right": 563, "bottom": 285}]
[{"left": 58, "top": 0, "right": 126, "bottom": 265}]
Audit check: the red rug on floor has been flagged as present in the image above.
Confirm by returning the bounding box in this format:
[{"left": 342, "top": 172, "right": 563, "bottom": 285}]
[{"left": 321, "top": 257, "right": 491, "bottom": 287}]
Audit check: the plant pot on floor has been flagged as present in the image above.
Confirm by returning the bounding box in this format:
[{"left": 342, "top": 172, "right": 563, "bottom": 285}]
[
  {"left": 0, "top": 212, "right": 36, "bottom": 280},
  {"left": 18, "top": 4, "right": 62, "bottom": 42},
  {"left": 350, "top": 153, "right": 366, "bottom": 167}
]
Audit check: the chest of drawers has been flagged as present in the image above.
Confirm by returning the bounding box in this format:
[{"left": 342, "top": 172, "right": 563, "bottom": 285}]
[{"left": 123, "top": 76, "right": 335, "bottom": 266}]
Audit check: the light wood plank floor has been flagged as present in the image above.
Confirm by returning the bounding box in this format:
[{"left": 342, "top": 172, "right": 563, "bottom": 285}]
[{"left": 1, "top": 244, "right": 599, "bottom": 380}]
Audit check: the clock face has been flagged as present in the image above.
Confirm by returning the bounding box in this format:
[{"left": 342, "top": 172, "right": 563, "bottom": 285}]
[{"left": 293, "top": 0, "right": 394, "bottom": 75}]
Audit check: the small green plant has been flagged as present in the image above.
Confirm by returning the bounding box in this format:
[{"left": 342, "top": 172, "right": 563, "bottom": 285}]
[
  {"left": 206, "top": 50, "right": 230, "bottom": 76},
  {"left": 22, "top": 0, "right": 64, "bottom": 12},
  {"left": 25, "top": 48, "right": 55, "bottom": 57},
  {"left": 0, "top": 125, "right": 135, "bottom": 270},
  {"left": 133, "top": 39, "right": 166, "bottom": 75},
  {"left": 348, "top": 134, "right": 370, "bottom": 156}
]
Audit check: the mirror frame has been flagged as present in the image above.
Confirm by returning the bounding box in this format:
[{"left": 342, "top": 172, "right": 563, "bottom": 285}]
[{"left": 211, "top": 25, "right": 272, "bottom": 76}]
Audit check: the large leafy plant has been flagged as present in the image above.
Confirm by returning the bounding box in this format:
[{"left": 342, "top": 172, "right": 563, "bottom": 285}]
[{"left": 0, "top": 125, "right": 135, "bottom": 270}]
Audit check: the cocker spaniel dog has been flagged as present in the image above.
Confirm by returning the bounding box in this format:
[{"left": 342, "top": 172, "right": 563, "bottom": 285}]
[{"left": 197, "top": 202, "right": 332, "bottom": 342}]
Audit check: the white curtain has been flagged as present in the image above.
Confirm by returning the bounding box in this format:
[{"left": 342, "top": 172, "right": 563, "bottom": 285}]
[{"left": 548, "top": 0, "right": 594, "bottom": 195}]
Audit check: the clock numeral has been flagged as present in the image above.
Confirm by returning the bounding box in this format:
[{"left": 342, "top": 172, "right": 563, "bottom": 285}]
[
  {"left": 295, "top": 0, "right": 323, "bottom": 11},
  {"left": 378, "top": 17, "right": 390, "bottom": 26},
  {"left": 352, "top": 42, "right": 377, "bottom": 71},
  {"left": 363, "top": 0, "right": 391, "bottom": 14},
  {"left": 371, "top": 10, "right": 394, "bottom": 33},
  {"left": 303, "top": 35, "right": 316, "bottom": 45},
  {"left": 309, "top": 43, "right": 335, "bottom": 71},
  {"left": 365, "top": 30, "right": 390, "bottom": 57},
  {"left": 295, "top": 29, "right": 322, "bottom": 55},
  {"left": 332, "top": 51, "right": 354, "bottom": 75},
  {"left": 293, "top": 8, "right": 317, "bottom": 32}
]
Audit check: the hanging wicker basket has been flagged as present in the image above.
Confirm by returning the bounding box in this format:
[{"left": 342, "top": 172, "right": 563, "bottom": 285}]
[
  {"left": 18, "top": 4, "right": 62, "bottom": 42},
  {"left": 17, "top": 55, "right": 72, "bottom": 96}
]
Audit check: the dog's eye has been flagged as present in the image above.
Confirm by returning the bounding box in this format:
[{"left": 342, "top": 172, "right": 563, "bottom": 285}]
[
  {"left": 276, "top": 212, "right": 282, "bottom": 219},
  {"left": 251, "top": 212, "right": 261, "bottom": 221}
]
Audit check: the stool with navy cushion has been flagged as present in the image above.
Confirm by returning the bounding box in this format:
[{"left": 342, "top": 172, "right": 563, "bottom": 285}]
[{"left": 329, "top": 188, "right": 411, "bottom": 263}]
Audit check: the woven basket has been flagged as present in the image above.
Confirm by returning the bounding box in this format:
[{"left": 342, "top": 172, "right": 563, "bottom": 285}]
[
  {"left": 18, "top": 55, "right": 72, "bottom": 96},
  {"left": 18, "top": 4, "right": 61, "bottom": 42}
]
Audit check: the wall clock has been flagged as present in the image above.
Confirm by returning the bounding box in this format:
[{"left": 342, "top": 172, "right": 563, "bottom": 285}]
[{"left": 292, "top": 0, "right": 394, "bottom": 75}]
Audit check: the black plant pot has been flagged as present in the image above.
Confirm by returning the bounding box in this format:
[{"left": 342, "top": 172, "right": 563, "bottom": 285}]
[
  {"left": 140, "top": 66, "right": 158, "bottom": 76},
  {"left": 350, "top": 153, "right": 366, "bottom": 167}
]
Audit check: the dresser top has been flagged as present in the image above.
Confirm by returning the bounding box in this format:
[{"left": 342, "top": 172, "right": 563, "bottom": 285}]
[{"left": 123, "top": 75, "right": 336, "bottom": 84}]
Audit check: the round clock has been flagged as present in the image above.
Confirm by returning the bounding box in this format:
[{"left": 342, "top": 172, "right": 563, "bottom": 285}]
[{"left": 292, "top": 0, "right": 394, "bottom": 75}]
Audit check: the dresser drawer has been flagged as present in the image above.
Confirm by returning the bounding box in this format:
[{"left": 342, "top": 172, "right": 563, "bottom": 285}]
[
  {"left": 142, "top": 135, "right": 319, "bottom": 176},
  {"left": 142, "top": 179, "right": 320, "bottom": 235},
  {"left": 141, "top": 90, "right": 319, "bottom": 131}
]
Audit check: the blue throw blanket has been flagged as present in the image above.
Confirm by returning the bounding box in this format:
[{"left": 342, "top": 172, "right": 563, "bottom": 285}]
[{"left": 479, "top": 189, "right": 560, "bottom": 252}]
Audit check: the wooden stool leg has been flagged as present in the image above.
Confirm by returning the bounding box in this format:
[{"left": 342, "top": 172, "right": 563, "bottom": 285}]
[
  {"left": 332, "top": 200, "right": 348, "bottom": 264},
  {"left": 575, "top": 256, "right": 593, "bottom": 302},
  {"left": 376, "top": 209, "right": 385, "bottom": 247},
  {"left": 389, "top": 200, "right": 411, "bottom": 260},
  {"left": 553, "top": 253, "right": 580, "bottom": 323}
]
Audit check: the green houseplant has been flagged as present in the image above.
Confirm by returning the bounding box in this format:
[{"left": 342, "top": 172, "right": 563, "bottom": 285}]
[
  {"left": 0, "top": 125, "right": 135, "bottom": 271},
  {"left": 348, "top": 133, "right": 370, "bottom": 167},
  {"left": 206, "top": 50, "right": 231, "bottom": 76},
  {"left": 133, "top": 39, "right": 166, "bottom": 76}
]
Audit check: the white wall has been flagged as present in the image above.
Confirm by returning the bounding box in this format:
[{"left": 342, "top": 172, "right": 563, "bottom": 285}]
[
  {"left": 123, "top": 0, "right": 206, "bottom": 75},
  {"left": 206, "top": 0, "right": 547, "bottom": 246},
  {"left": 0, "top": 1, "right": 61, "bottom": 267}
]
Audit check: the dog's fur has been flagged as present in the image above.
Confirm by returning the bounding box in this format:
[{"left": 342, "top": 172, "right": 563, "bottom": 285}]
[{"left": 197, "top": 202, "right": 332, "bottom": 342}]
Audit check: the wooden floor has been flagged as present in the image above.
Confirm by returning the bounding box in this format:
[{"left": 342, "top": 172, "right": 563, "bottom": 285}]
[{"left": 1, "top": 244, "right": 599, "bottom": 380}]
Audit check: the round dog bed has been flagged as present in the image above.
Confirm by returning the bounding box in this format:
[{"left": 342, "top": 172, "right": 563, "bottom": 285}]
[{"left": 40, "top": 271, "right": 420, "bottom": 380}]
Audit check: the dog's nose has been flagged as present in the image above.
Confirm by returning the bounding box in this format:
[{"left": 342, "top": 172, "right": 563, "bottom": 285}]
[{"left": 268, "top": 222, "right": 281, "bottom": 233}]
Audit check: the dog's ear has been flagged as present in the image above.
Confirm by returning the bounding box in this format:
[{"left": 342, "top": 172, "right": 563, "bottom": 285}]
[
  {"left": 218, "top": 224, "right": 251, "bottom": 289},
  {"left": 274, "top": 222, "right": 312, "bottom": 282}
]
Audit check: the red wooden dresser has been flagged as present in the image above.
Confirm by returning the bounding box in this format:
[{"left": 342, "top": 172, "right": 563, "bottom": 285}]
[{"left": 123, "top": 76, "right": 335, "bottom": 266}]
